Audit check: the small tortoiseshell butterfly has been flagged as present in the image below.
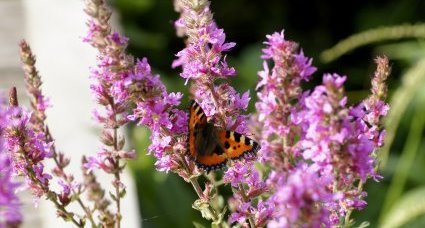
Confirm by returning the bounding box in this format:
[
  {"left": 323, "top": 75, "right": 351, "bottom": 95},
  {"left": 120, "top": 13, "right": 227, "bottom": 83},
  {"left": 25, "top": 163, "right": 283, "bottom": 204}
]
[{"left": 188, "top": 100, "right": 260, "bottom": 172}]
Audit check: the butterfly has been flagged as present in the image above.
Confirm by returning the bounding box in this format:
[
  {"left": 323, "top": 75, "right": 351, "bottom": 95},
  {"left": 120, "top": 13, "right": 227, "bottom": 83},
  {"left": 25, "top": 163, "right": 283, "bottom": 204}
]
[{"left": 187, "top": 100, "right": 260, "bottom": 172}]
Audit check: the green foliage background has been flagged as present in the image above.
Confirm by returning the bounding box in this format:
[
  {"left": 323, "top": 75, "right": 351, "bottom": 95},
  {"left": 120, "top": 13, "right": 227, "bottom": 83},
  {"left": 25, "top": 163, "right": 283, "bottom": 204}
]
[{"left": 111, "top": 0, "right": 425, "bottom": 227}]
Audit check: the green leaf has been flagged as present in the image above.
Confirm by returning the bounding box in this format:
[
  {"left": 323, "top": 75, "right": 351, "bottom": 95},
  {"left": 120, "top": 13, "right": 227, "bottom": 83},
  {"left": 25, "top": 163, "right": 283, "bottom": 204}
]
[
  {"left": 376, "top": 41, "right": 425, "bottom": 64},
  {"left": 192, "top": 221, "right": 207, "bottom": 228},
  {"left": 356, "top": 221, "right": 370, "bottom": 228},
  {"left": 380, "top": 187, "right": 425, "bottom": 228},
  {"left": 192, "top": 199, "right": 214, "bottom": 220},
  {"left": 109, "top": 191, "right": 117, "bottom": 201},
  {"left": 320, "top": 24, "right": 425, "bottom": 63},
  {"left": 379, "top": 57, "right": 425, "bottom": 167},
  {"left": 120, "top": 188, "right": 127, "bottom": 198},
  {"left": 380, "top": 95, "right": 425, "bottom": 217}
]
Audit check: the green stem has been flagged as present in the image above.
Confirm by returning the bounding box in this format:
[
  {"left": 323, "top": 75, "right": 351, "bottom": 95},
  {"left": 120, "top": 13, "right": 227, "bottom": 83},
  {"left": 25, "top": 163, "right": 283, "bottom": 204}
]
[
  {"left": 379, "top": 58, "right": 425, "bottom": 167},
  {"left": 191, "top": 178, "right": 223, "bottom": 227},
  {"left": 343, "top": 181, "right": 363, "bottom": 227},
  {"left": 50, "top": 139, "right": 96, "bottom": 226},
  {"left": 180, "top": 155, "right": 223, "bottom": 227},
  {"left": 113, "top": 128, "right": 122, "bottom": 228},
  {"left": 75, "top": 194, "right": 97, "bottom": 227},
  {"left": 27, "top": 168, "right": 83, "bottom": 227},
  {"left": 238, "top": 184, "right": 256, "bottom": 228}
]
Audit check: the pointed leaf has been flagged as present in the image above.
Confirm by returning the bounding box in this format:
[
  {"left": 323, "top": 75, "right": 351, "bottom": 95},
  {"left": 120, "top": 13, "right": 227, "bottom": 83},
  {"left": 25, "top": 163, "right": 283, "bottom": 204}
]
[
  {"left": 193, "top": 221, "right": 207, "bottom": 228},
  {"left": 380, "top": 187, "right": 425, "bottom": 228}
]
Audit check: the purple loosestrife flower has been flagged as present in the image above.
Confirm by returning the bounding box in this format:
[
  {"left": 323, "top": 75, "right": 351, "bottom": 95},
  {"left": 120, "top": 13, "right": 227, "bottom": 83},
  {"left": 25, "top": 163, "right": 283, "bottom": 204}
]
[
  {"left": 295, "top": 72, "right": 388, "bottom": 218},
  {"left": 255, "top": 30, "right": 390, "bottom": 226},
  {"left": 0, "top": 99, "right": 22, "bottom": 228},
  {"left": 293, "top": 74, "right": 372, "bottom": 218},
  {"left": 16, "top": 41, "right": 93, "bottom": 226},
  {"left": 173, "top": 0, "right": 249, "bottom": 131},
  {"left": 85, "top": 0, "right": 191, "bottom": 182},
  {"left": 359, "top": 56, "right": 390, "bottom": 148},
  {"left": 224, "top": 162, "right": 269, "bottom": 227},
  {"left": 3, "top": 104, "right": 52, "bottom": 201},
  {"left": 267, "top": 164, "right": 335, "bottom": 228},
  {"left": 0, "top": 154, "right": 22, "bottom": 228},
  {"left": 20, "top": 40, "right": 84, "bottom": 209},
  {"left": 255, "top": 31, "right": 316, "bottom": 167},
  {"left": 84, "top": 1, "right": 139, "bottom": 226},
  {"left": 173, "top": 1, "right": 265, "bottom": 226},
  {"left": 19, "top": 41, "right": 50, "bottom": 133},
  {"left": 296, "top": 74, "right": 351, "bottom": 176},
  {"left": 84, "top": 0, "right": 136, "bottom": 168},
  {"left": 126, "top": 58, "right": 188, "bottom": 174}
]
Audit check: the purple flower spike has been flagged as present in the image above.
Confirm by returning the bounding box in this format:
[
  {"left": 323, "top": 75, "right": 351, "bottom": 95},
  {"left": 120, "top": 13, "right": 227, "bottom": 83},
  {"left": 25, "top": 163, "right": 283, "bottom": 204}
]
[
  {"left": 0, "top": 99, "right": 22, "bottom": 227},
  {"left": 125, "top": 56, "right": 189, "bottom": 174},
  {"left": 173, "top": 0, "right": 249, "bottom": 132},
  {"left": 255, "top": 29, "right": 390, "bottom": 227},
  {"left": 225, "top": 161, "right": 268, "bottom": 226},
  {"left": 0, "top": 153, "right": 22, "bottom": 227},
  {"left": 268, "top": 164, "right": 334, "bottom": 227},
  {"left": 3, "top": 105, "right": 52, "bottom": 200},
  {"left": 255, "top": 31, "right": 316, "bottom": 168}
]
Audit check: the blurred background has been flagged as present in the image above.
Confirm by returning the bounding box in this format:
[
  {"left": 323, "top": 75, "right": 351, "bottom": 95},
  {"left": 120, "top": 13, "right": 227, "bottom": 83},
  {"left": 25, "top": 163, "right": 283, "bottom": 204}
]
[
  {"left": 112, "top": 0, "right": 425, "bottom": 227},
  {"left": 1, "top": 0, "right": 425, "bottom": 227}
]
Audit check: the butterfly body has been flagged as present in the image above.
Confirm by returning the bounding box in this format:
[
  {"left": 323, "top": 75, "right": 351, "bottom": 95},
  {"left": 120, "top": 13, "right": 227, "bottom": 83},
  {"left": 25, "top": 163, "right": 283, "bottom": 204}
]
[
  {"left": 188, "top": 100, "right": 260, "bottom": 172},
  {"left": 194, "top": 122, "right": 225, "bottom": 156}
]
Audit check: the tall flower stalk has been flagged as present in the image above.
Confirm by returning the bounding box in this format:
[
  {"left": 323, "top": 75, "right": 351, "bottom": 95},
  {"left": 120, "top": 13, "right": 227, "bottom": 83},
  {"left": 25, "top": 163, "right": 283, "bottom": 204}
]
[
  {"left": 4, "top": 88, "right": 84, "bottom": 227},
  {"left": 20, "top": 40, "right": 97, "bottom": 226},
  {"left": 255, "top": 31, "right": 390, "bottom": 227},
  {"left": 83, "top": 1, "right": 138, "bottom": 227},
  {"left": 173, "top": 0, "right": 249, "bottom": 132},
  {"left": 172, "top": 1, "right": 268, "bottom": 227}
]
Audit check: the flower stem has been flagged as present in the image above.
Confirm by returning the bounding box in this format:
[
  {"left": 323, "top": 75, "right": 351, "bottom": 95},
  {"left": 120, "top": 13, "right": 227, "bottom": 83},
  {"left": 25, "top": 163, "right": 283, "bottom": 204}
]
[
  {"left": 47, "top": 131, "right": 96, "bottom": 226},
  {"left": 75, "top": 195, "right": 96, "bottom": 227},
  {"left": 27, "top": 165, "right": 83, "bottom": 227},
  {"left": 19, "top": 41, "right": 98, "bottom": 227},
  {"left": 114, "top": 171, "right": 121, "bottom": 228},
  {"left": 113, "top": 127, "right": 122, "bottom": 228},
  {"left": 238, "top": 184, "right": 256, "bottom": 228},
  {"left": 179, "top": 155, "right": 223, "bottom": 227},
  {"left": 343, "top": 181, "right": 363, "bottom": 227},
  {"left": 190, "top": 178, "right": 223, "bottom": 228}
]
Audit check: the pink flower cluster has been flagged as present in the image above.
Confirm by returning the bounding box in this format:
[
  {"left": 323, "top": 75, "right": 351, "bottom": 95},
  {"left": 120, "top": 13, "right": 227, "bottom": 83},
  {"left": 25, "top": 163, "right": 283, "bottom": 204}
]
[
  {"left": 173, "top": 0, "right": 249, "bottom": 133},
  {"left": 3, "top": 105, "right": 52, "bottom": 200},
  {"left": 0, "top": 99, "right": 22, "bottom": 227},
  {"left": 127, "top": 58, "right": 188, "bottom": 173},
  {"left": 255, "top": 31, "right": 390, "bottom": 226}
]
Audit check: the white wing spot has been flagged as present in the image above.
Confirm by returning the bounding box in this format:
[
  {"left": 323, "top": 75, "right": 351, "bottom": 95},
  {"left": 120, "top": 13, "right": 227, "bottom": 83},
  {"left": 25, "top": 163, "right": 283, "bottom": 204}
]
[{"left": 240, "top": 135, "right": 245, "bottom": 143}]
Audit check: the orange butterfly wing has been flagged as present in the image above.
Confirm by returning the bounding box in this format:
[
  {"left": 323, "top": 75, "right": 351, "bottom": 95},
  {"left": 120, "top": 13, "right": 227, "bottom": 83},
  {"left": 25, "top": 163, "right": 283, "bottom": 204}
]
[
  {"left": 188, "top": 100, "right": 206, "bottom": 159},
  {"left": 195, "top": 153, "right": 227, "bottom": 170},
  {"left": 218, "top": 130, "right": 259, "bottom": 160},
  {"left": 188, "top": 101, "right": 228, "bottom": 171},
  {"left": 188, "top": 100, "right": 260, "bottom": 172}
]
